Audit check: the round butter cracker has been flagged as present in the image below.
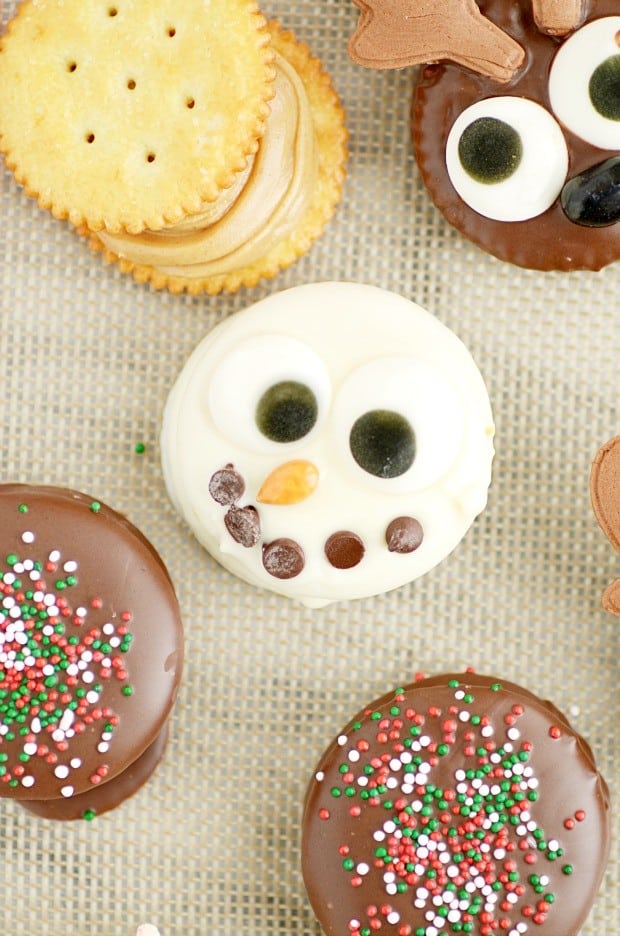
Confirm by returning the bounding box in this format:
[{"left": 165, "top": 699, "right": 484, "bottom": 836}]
[
  {"left": 0, "top": 0, "right": 275, "bottom": 233},
  {"left": 88, "top": 20, "right": 349, "bottom": 295}
]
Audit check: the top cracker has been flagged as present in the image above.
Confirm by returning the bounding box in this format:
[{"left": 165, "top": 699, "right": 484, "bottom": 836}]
[{"left": 0, "top": 0, "right": 275, "bottom": 233}]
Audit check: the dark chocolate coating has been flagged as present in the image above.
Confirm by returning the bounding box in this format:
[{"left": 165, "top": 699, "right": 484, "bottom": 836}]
[
  {"left": 20, "top": 723, "right": 169, "bottom": 820},
  {"left": 0, "top": 485, "right": 183, "bottom": 810},
  {"left": 302, "top": 672, "right": 610, "bottom": 936},
  {"left": 412, "top": 0, "right": 620, "bottom": 270}
]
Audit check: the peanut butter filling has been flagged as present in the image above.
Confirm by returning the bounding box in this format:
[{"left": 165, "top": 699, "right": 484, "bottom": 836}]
[{"left": 97, "top": 53, "right": 318, "bottom": 277}]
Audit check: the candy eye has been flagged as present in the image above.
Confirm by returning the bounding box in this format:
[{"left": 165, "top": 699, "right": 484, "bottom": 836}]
[
  {"left": 207, "top": 336, "right": 330, "bottom": 453},
  {"left": 350, "top": 410, "right": 416, "bottom": 479},
  {"left": 333, "top": 356, "right": 464, "bottom": 493},
  {"left": 446, "top": 97, "right": 568, "bottom": 221},
  {"left": 256, "top": 381, "right": 318, "bottom": 443},
  {"left": 549, "top": 17, "right": 620, "bottom": 150}
]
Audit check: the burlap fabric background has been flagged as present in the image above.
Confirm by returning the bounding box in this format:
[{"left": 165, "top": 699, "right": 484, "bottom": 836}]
[{"left": 0, "top": 1, "right": 618, "bottom": 933}]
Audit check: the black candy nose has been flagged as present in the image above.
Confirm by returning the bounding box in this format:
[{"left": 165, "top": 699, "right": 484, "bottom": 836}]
[{"left": 561, "top": 157, "right": 620, "bottom": 227}]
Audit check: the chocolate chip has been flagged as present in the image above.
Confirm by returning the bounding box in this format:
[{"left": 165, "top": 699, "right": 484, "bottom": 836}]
[
  {"left": 209, "top": 466, "right": 245, "bottom": 505},
  {"left": 224, "top": 505, "right": 260, "bottom": 548},
  {"left": 324, "top": 531, "right": 365, "bottom": 569},
  {"left": 385, "top": 516, "right": 424, "bottom": 553},
  {"left": 262, "top": 538, "right": 305, "bottom": 579}
]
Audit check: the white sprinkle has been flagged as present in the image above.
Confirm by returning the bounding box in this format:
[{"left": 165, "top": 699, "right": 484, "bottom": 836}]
[
  {"left": 386, "top": 912, "right": 400, "bottom": 925},
  {"left": 337, "top": 735, "right": 347, "bottom": 746},
  {"left": 31, "top": 718, "right": 41, "bottom": 734},
  {"left": 82, "top": 671, "right": 95, "bottom": 684},
  {"left": 23, "top": 743, "right": 37, "bottom": 756},
  {"left": 348, "top": 749, "right": 360, "bottom": 763},
  {"left": 70, "top": 758, "right": 82, "bottom": 769},
  {"left": 23, "top": 560, "right": 34, "bottom": 571},
  {"left": 54, "top": 765, "right": 70, "bottom": 779},
  {"left": 21, "top": 776, "right": 35, "bottom": 788},
  {"left": 86, "top": 690, "right": 99, "bottom": 703},
  {"left": 49, "top": 550, "right": 61, "bottom": 563},
  {"left": 61, "top": 785, "right": 74, "bottom": 798},
  {"left": 76, "top": 607, "right": 87, "bottom": 618},
  {"left": 59, "top": 710, "right": 74, "bottom": 732},
  {"left": 357, "top": 863, "right": 369, "bottom": 876},
  {"left": 63, "top": 561, "right": 77, "bottom": 573},
  {"left": 315, "top": 771, "right": 324, "bottom": 782},
  {"left": 3, "top": 573, "right": 15, "bottom": 585},
  {"left": 97, "top": 742, "right": 109, "bottom": 753}
]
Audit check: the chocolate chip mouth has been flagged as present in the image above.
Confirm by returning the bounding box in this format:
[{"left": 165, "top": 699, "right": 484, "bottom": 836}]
[{"left": 208, "top": 465, "right": 425, "bottom": 580}]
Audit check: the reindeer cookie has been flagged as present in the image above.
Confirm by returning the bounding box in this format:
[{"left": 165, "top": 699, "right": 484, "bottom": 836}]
[
  {"left": 349, "top": 1, "right": 620, "bottom": 271},
  {"left": 591, "top": 436, "right": 620, "bottom": 615}
]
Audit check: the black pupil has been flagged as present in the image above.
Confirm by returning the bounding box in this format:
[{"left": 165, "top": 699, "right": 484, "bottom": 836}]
[
  {"left": 256, "top": 381, "right": 318, "bottom": 443},
  {"left": 349, "top": 410, "right": 415, "bottom": 479},
  {"left": 458, "top": 117, "right": 523, "bottom": 184},
  {"left": 589, "top": 55, "right": 620, "bottom": 121}
]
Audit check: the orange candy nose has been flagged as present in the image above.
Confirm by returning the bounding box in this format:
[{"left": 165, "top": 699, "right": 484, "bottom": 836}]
[{"left": 257, "top": 460, "right": 319, "bottom": 505}]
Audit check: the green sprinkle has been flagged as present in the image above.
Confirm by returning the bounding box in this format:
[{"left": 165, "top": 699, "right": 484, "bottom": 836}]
[
  {"left": 83, "top": 809, "right": 96, "bottom": 822},
  {"left": 562, "top": 864, "right": 574, "bottom": 875},
  {"left": 90, "top": 501, "right": 101, "bottom": 513},
  {"left": 18, "top": 504, "right": 28, "bottom": 513},
  {"left": 135, "top": 442, "right": 146, "bottom": 454}
]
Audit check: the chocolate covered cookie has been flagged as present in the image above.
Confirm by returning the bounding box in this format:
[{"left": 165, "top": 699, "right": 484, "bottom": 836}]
[
  {"left": 0, "top": 485, "right": 183, "bottom": 820},
  {"left": 349, "top": 0, "right": 620, "bottom": 271},
  {"left": 590, "top": 436, "right": 620, "bottom": 615},
  {"left": 161, "top": 283, "right": 494, "bottom": 607},
  {"left": 302, "top": 672, "right": 610, "bottom": 936}
]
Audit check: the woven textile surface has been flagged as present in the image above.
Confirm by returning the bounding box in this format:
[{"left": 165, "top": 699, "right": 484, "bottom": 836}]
[{"left": 0, "top": 0, "right": 618, "bottom": 933}]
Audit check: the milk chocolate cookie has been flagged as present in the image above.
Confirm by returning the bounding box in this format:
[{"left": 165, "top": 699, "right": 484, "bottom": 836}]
[
  {"left": 349, "top": 0, "right": 620, "bottom": 271},
  {"left": 590, "top": 436, "right": 620, "bottom": 615},
  {"left": 0, "top": 485, "right": 183, "bottom": 820},
  {"left": 302, "top": 672, "right": 610, "bottom": 936}
]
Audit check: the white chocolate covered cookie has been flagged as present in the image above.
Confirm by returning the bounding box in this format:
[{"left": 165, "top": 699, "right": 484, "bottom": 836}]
[{"left": 161, "top": 283, "right": 495, "bottom": 607}]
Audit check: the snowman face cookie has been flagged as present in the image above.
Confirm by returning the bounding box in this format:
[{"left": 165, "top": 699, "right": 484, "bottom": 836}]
[{"left": 161, "top": 283, "right": 494, "bottom": 607}]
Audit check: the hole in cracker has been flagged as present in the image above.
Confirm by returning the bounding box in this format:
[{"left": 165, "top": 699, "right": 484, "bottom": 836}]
[
  {"left": 108, "top": 6, "right": 118, "bottom": 16},
  {"left": 85, "top": 133, "right": 96, "bottom": 144},
  {"left": 127, "top": 79, "right": 136, "bottom": 90},
  {"left": 186, "top": 97, "right": 195, "bottom": 109},
  {"left": 167, "top": 26, "right": 176, "bottom": 37},
  {"left": 146, "top": 152, "right": 156, "bottom": 163},
  {"left": 67, "top": 62, "right": 78, "bottom": 73}
]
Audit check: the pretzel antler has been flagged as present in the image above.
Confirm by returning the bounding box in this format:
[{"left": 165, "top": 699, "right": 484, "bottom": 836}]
[
  {"left": 532, "top": 0, "right": 586, "bottom": 37},
  {"left": 590, "top": 436, "right": 620, "bottom": 616},
  {"left": 348, "top": 0, "right": 525, "bottom": 83}
]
